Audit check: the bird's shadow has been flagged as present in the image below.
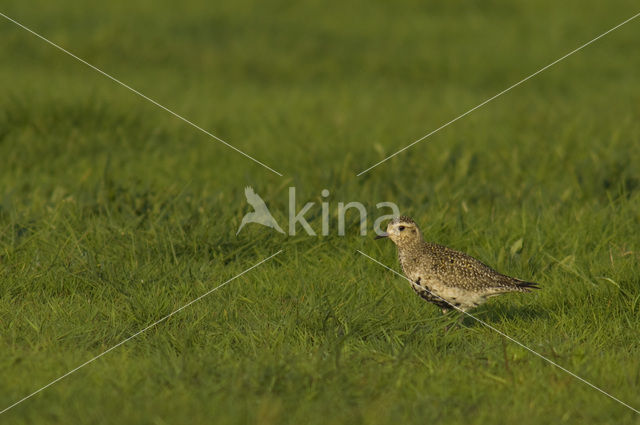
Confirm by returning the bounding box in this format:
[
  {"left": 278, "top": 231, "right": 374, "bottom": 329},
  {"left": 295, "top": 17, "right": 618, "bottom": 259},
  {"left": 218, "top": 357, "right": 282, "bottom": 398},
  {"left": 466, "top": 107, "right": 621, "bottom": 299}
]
[{"left": 458, "top": 304, "right": 549, "bottom": 328}]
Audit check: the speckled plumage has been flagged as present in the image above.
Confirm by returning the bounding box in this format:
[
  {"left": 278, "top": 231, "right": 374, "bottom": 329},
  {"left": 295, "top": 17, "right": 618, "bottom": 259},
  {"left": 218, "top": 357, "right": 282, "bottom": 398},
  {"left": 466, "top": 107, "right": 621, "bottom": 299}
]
[{"left": 378, "top": 216, "right": 539, "bottom": 313}]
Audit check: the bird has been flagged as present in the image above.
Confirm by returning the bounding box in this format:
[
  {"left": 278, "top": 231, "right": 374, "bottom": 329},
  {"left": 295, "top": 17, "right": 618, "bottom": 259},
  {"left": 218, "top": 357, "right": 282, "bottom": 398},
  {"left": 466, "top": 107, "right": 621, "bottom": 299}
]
[
  {"left": 376, "top": 216, "right": 539, "bottom": 314},
  {"left": 236, "top": 187, "right": 285, "bottom": 235}
]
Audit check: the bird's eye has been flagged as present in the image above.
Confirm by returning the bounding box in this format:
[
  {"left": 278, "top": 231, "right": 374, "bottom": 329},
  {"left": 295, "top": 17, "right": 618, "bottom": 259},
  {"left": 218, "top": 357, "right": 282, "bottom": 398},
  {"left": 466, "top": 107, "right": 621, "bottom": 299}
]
[{"left": 398, "top": 226, "right": 405, "bottom": 231}]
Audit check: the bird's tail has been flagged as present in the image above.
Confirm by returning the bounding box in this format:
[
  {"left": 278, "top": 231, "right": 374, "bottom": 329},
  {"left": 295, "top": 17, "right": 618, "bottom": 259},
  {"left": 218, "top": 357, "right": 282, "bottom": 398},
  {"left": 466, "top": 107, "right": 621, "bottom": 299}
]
[{"left": 514, "top": 279, "right": 540, "bottom": 291}]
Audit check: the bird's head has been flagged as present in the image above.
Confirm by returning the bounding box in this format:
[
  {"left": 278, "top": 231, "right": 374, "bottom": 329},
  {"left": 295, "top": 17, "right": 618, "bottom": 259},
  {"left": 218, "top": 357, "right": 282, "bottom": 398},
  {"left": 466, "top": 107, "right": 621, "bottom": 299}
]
[{"left": 375, "top": 216, "right": 422, "bottom": 246}]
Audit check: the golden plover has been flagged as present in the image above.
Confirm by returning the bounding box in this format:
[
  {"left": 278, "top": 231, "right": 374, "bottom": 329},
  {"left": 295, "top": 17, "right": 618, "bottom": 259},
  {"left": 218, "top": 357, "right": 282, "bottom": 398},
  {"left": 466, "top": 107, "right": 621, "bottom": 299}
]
[{"left": 376, "top": 216, "right": 539, "bottom": 314}]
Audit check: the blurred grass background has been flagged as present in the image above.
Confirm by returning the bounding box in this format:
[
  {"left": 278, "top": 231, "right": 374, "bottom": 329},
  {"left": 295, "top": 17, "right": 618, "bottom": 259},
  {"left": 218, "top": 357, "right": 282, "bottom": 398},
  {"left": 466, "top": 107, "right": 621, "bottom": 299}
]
[{"left": 1, "top": 0, "right": 639, "bottom": 424}]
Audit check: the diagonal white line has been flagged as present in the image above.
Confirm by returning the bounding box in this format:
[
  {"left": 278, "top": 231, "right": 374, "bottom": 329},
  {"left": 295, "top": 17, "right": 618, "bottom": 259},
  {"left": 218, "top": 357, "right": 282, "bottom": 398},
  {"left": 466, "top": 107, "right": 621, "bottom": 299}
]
[
  {"left": 0, "top": 11, "right": 283, "bottom": 177},
  {"left": 357, "top": 250, "right": 640, "bottom": 415},
  {"left": 0, "top": 250, "right": 283, "bottom": 416},
  {"left": 357, "top": 11, "right": 640, "bottom": 176}
]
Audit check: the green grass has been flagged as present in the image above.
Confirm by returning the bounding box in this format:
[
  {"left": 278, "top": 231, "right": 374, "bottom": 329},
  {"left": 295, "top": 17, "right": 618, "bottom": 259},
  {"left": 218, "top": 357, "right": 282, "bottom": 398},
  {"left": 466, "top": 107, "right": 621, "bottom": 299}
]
[{"left": 1, "top": 0, "right": 640, "bottom": 423}]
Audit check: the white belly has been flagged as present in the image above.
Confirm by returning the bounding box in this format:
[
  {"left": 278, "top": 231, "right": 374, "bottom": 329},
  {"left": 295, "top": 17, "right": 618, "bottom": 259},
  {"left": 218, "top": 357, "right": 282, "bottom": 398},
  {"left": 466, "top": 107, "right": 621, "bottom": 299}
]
[{"left": 420, "top": 277, "right": 487, "bottom": 311}]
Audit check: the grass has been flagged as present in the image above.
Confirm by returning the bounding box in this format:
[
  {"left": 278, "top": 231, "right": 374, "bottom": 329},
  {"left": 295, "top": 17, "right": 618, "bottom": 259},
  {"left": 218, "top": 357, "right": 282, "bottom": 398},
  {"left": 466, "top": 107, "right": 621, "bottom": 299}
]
[{"left": 1, "top": 0, "right": 640, "bottom": 423}]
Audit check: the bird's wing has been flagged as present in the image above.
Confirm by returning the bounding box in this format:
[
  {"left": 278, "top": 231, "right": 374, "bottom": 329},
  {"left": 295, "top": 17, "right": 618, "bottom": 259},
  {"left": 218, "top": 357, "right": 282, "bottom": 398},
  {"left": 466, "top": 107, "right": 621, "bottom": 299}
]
[
  {"left": 245, "top": 187, "right": 269, "bottom": 210},
  {"left": 425, "top": 243, "right": 516, "bottom": 291}
]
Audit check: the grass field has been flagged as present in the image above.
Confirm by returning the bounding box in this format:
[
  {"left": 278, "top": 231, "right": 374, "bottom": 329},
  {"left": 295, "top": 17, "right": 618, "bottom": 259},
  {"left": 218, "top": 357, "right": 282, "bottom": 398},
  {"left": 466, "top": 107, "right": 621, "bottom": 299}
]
[{"left": 2, "top": 0, "right": 640, "bottom": 423}]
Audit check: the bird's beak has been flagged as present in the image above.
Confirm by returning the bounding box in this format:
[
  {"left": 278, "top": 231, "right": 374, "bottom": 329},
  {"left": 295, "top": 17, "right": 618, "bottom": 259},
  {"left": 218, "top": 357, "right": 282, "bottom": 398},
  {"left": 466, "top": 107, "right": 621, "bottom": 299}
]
[{"left": 375, "top": 232, "right": 389, "bottom": 240}]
